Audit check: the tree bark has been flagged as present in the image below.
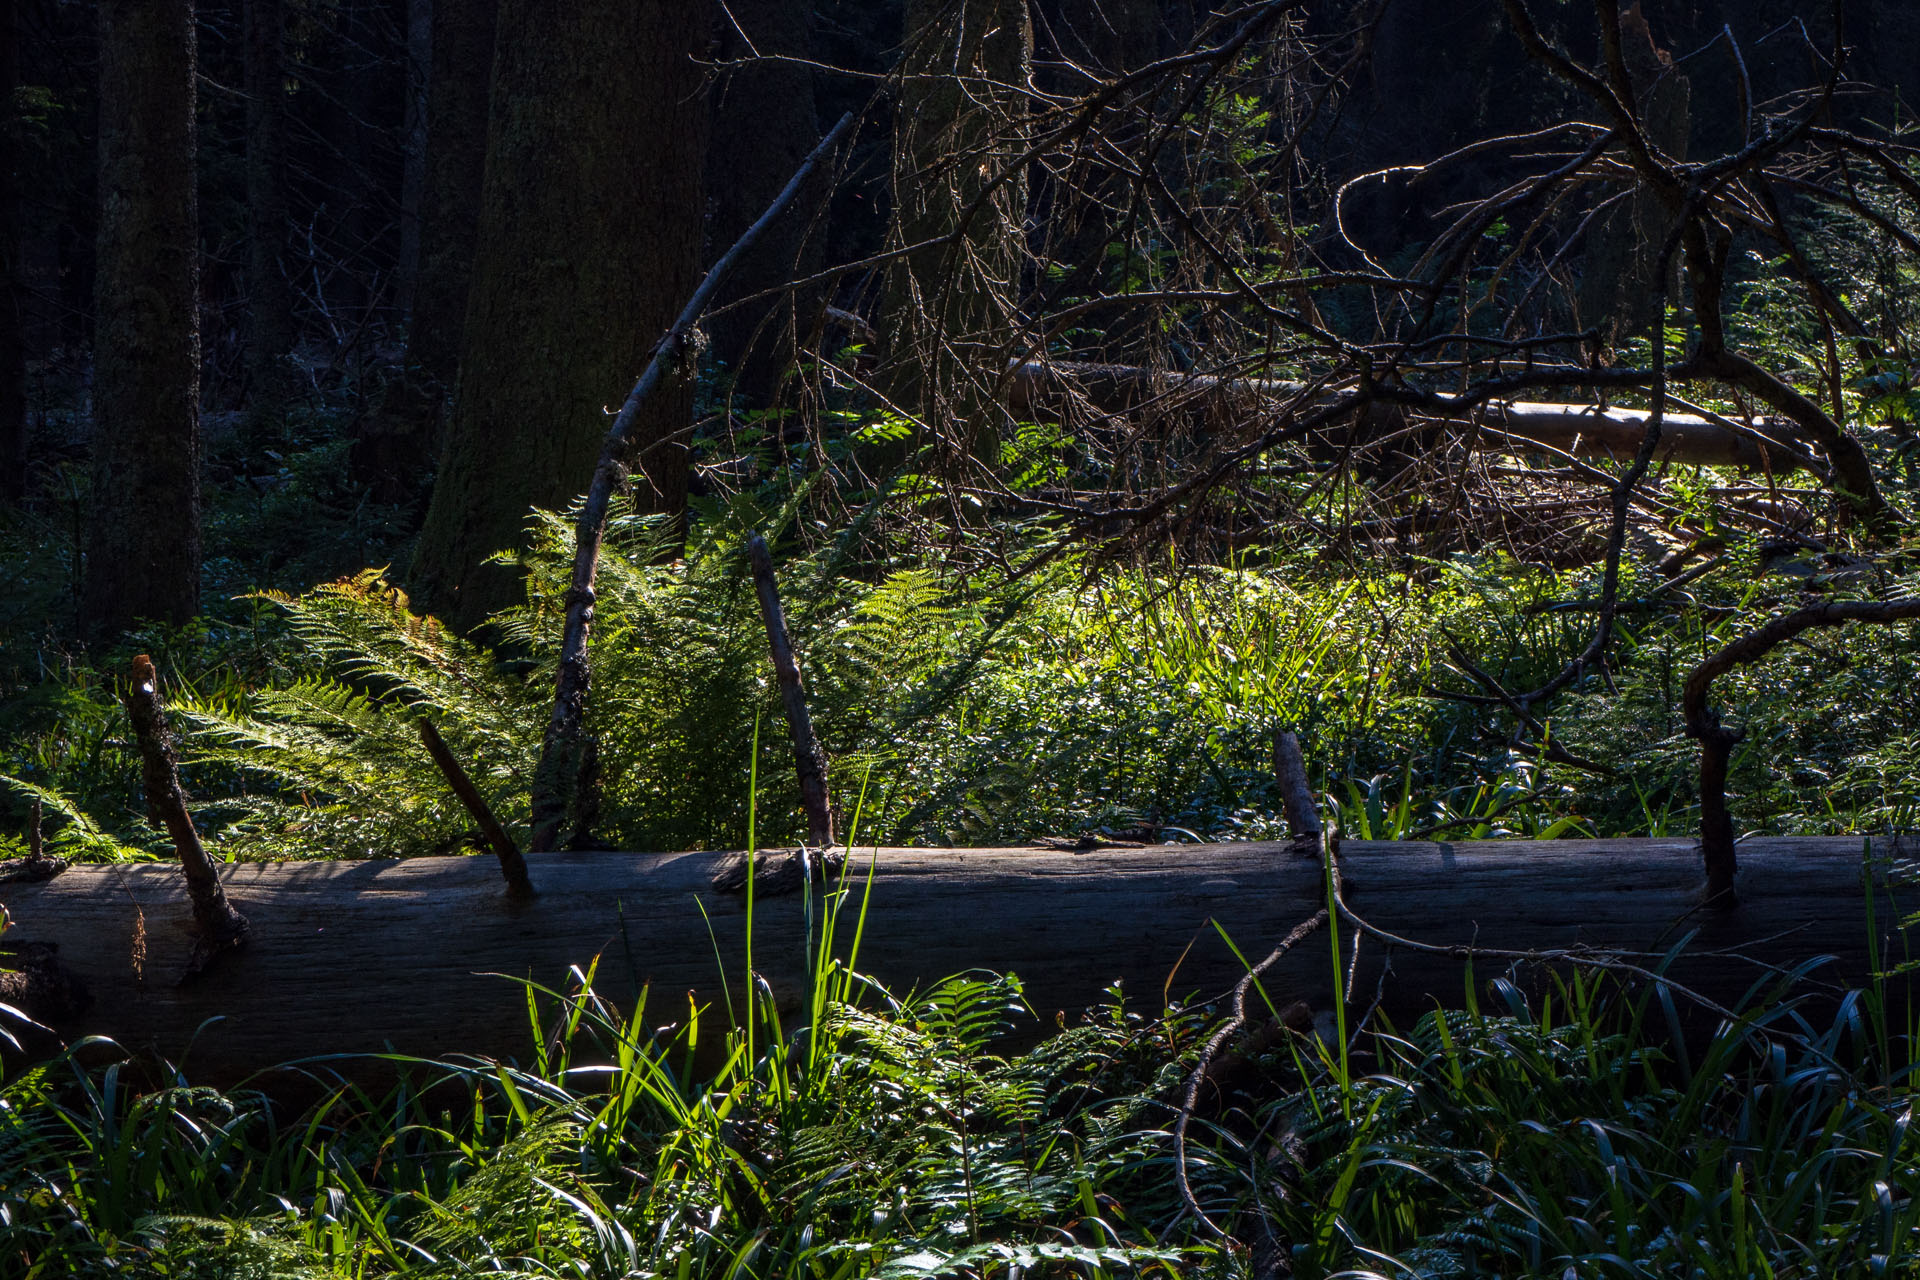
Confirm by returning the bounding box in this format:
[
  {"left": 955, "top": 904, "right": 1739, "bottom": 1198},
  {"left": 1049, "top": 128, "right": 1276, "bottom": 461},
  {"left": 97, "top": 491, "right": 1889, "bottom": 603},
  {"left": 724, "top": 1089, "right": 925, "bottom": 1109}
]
[
  {"left": 0, "top": 836, "right": 1903, "bottom": 1083},
  {"left": 394, "top": 0, "right": 430, "bottom": 320},
  {"left": 83, "top": 0, "right": 201, "bottom": 636},
  {"left": 244, "top": 0, "right": 296, "bottom": 417},
  {"left": 0, "top": 0, "right": 25, "bottom": 505},
  {"left": 348, "top": 0, "right": 496, "bottom": 504},
  {"left": 409, "top": 0, "right": 708, "bottom": 630},
  {"left": 708, "top": 0, "right": 822, "bottom": 412},
  {"left": 408, "top": 0, "right": 495, "bottom": 395}
]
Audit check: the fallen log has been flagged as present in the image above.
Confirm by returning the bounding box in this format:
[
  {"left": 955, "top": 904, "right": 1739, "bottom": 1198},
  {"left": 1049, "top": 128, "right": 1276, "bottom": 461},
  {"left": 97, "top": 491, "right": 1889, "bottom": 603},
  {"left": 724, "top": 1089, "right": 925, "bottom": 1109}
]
[
  {"left": 1004, "top": 361, "right": 1820, "bottom": 472},
  {"left": 0, "top": 837, "right": 1905, "bottom": 1083}
]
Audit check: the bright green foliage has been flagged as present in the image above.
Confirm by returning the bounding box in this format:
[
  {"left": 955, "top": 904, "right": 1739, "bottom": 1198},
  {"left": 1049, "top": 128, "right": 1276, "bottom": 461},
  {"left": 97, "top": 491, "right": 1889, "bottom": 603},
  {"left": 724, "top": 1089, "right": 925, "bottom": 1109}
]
[
  {"left": 0, "top": 919, "right": 1207, "bottom": 1276},
  {"left": 8, "top": 895, "right": 1920, "bottom": 1277}
]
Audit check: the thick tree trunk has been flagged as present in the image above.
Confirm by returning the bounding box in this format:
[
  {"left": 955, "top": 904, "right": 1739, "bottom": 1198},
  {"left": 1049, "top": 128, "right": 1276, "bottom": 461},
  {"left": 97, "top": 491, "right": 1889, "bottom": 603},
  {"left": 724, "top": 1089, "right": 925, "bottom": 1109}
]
[
  {"left": 409, "top": 0, "right": 708, "bottom": 629},
  {"left": 348, "top": 0, "right": 496, "bottom": 504},
  {"left": 0, "top": 0, "right": 25, "bottom": 505},
  {"left": 244, "top": 0, "right": 296, "bottom": 416},
  {"left": 394, "top": 0, "right": 430, "bottom": 320},
  {"left": 408, "top": 0, "right": 495, "bottom": 396},
  {"left": 83, "top": 0, "right": 201, "bottom": 635},
  {"left": 708, "top": 0, "right": 822, "bottom": 412},
  {"left": 1, "top": 837, "right": 1903, "bottom": 1084}
]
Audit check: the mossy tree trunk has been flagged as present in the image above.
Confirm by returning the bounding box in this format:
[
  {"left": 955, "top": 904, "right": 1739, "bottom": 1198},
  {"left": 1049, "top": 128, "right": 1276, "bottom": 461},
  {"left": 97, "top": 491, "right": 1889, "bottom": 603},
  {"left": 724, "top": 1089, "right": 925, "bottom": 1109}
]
[
  {"left": 884, "top": 0, "right": 1032, "bottom": 458},
  {"left": 409, "top": 0, "right": 708, "bottom": 630},
  {"left": 244, "top": 0, "right": 296, "bottom": 417},
  {"left": 83, "top": 0, "right": 201, "bottom": 635},
  {"left": 349, "top": 0, "right": 497, "bottom": 505}
]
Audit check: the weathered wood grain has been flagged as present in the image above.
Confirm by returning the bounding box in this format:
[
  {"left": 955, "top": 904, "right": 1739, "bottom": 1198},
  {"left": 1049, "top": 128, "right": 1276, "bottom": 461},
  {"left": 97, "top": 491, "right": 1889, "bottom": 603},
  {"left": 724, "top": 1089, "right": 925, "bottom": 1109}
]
[{"left": 0, "top": 837, "right": 1906, "bottom": 1081}]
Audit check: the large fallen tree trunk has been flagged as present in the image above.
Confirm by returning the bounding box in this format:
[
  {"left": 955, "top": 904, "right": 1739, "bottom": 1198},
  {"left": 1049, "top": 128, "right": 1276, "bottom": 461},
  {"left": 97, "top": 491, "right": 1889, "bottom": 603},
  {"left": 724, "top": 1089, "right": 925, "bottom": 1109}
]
[
  {"left": 1005, "top": 361, "right": 1820, "bottom": 472},
  {"left": 0, "top": 836, "right": 1904, "bottom": 1083}
]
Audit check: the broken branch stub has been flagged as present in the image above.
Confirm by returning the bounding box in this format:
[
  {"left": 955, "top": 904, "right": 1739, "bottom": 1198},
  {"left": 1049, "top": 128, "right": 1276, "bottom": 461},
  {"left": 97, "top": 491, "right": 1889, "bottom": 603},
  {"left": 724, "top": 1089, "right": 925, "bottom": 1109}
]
[
  {"left": 747, "top": 533, "right": 833, "bottom": 847},
  {"left": 419, "top": 719, "right": 533, "bottom": 899},
  {"left": 1271, "top": 727, "right": 1320, "bottom": 853},
  {"left": 124, "top": 655, "right": 248, "bottom": 969}
]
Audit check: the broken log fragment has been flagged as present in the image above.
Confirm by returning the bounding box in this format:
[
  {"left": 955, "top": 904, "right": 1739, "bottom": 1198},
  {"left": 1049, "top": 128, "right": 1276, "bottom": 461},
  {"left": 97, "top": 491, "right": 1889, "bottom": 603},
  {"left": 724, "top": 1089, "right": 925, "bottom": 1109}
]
[
  {"left": 0, "top": 836, "right": 1906, "bottom": 1083},
  {"left": 123, "top": 655, "right": 248, "bottom": 973},
  {"left": 1004, "top": 361, "right": 1818, "bottom": 472},
  {"left": 0, "top": 800, "right": 69, "bottom": 884}
]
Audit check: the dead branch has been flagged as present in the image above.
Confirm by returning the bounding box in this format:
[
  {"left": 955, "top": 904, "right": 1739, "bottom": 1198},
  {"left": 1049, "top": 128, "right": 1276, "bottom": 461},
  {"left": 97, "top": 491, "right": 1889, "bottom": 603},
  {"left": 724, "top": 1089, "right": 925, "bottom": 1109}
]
[
  {"left": 123, "top": 655, "right": 248, "bottom": 973},
  {"left": 1684, "top": 598, "right": 1920, "bottom": 903},
  {"left": 747, "top": 532, "right": 834, "bottom": 847},
  {"left": 418, "top": 719, "right": 533, "bottom": 900},
  {"left": 529, "top": 111, "right": 855, "bottom": 852},
  {"left": 1271, "top": 727, "right": 1320, "bottom": 851}
]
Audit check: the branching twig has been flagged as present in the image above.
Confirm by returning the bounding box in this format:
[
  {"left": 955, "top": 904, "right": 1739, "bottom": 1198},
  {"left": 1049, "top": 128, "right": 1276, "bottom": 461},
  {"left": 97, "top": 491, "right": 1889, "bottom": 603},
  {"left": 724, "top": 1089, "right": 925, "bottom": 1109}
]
[{"left": 1685, "top": 598, "right": 1920, "bottom": 902}]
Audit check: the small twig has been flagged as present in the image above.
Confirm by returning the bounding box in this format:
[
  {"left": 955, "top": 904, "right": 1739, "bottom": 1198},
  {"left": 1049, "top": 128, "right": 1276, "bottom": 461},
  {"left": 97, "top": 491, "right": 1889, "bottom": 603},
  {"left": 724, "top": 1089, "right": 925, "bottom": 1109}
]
[
  {"left": 1173, "top": 908, "right": 1329, "bottom": 1242},
  {"left": 123, "top": 656, "right": 248, "bottom": 975},
  {"left": 419, "top": 719, "right": 534, "bottom": 899},
  {"left": 529, "top": 111, "right": 856, "bottom": 852},
  {"left": 747, "top": 533, "right": 834, "bottom": 847}
]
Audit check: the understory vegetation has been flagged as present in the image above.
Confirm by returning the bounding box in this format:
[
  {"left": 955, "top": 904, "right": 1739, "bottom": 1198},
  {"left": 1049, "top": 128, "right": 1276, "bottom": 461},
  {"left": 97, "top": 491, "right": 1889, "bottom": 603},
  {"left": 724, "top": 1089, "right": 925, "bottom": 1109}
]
[
  {"left": 7, "top": 876, "right": 1920, "bottom": 1278},
  {"left": 13, "top": 1, "right": 1920, "bottom": 1273}
]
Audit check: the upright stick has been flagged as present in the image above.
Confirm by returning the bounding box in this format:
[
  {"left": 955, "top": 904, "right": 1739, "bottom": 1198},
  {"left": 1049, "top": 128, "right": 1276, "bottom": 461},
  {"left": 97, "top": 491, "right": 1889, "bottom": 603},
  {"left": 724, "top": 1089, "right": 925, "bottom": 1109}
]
[
  {"left": 748, "top": 533, "right": 834, "bottom": 847},
  {"left": 529, "top": 112, "right": 856, "bottom": 853},
  {"left": 123, "top": 655, "right": 248, "bottom": 969},
  {"left": 1272, "top": 727, "right": 1321, "bottom": 850}
]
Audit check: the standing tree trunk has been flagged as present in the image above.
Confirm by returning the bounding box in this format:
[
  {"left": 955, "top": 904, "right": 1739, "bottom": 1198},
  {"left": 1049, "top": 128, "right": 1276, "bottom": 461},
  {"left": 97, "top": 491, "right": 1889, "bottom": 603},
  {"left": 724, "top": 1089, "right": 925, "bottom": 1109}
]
[
  {"left": 708, "top": 0, "right": 823, "bottom": 414},
  {"left": 409, "top": 0, "right": 709, "bottom": 630},
  {"left": 394, "top": 0, "right": 430, "bottom": 321},
  {"left": 348, "top": 0, "right": 496, "bottom": 504},
  {"left": 244, "top": 0, "right": 295, "bottom": 417},
  {"left": 0, "top": 0, "right": 25, "bottom": 505},
  {"left": 409, "top": 0, "right": 494, "bottom": 399},
  {"left": 883, "top": 0, "right": 1032, "bottom": 458},
  {"left": 84, "top": 0, "right": 201, "bottom": 636}
]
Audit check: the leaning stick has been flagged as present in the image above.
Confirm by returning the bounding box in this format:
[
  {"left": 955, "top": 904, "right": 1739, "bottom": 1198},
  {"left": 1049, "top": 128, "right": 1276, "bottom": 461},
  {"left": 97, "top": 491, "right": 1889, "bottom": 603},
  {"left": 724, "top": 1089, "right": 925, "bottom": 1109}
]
[
  {"left": 529, "top": 112, "right": 857, "bottom": 852},
  {"left": 747, "top": 533, "right": 834, "bottom": 847},
  {"left": 123, "top": 655, "right": 248, "bottom": 971},
  {"left": 419, "top": 719, "right": 533, "bottom": 899}
]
